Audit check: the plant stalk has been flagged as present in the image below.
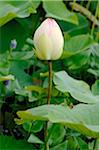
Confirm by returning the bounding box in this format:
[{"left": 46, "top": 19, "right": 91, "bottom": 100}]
[
  {"left": 86, "top": 0, "right": 91, "bottom": 10},
  {"left": 70, "top": 2, "right": 99, "bottom": 26},
  {"left": 9, "top": 48, "right": 13, "bottom": 58},
  {"left": 91, "top": 1, "right": 99, "bottom": 36},
  {"left": 44, "top": 60, "right": 52, "bottom": 150},
  {"left": 47, "top": 60, "right": 52, "bottom": 105}
]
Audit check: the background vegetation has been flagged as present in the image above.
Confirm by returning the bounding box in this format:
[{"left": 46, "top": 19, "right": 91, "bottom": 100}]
[{"left": 0, "top": 0, "right": 99, "bottom": 150}]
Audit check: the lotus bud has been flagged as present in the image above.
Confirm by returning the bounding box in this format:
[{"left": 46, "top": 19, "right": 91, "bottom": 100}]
[{"left": 33, "top": 18, "right": 64, "bottom": 60}]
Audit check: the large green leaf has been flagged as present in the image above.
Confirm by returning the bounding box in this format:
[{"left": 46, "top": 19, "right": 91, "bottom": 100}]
[
  {"left": 0, "top": 20, "right": 28, "bottom": 53},
  {"left": 58, "top": 13, "right": 89, "bottom": 36},
  {"left": 0, "top": 1, "right": 40, "bottom": 26},
  {"left": 0, "top": 12, "right": 40, "bottom": 53},
  {"left": 63, "top": 51, "right": 89, "bottom": 70},
  {"left": 43, "top": 1, "right": 78, "bottom": 24},
  {"left": 10, "top": 60, "right": 32, "bottom": 87},
  {"left": 0, "top": 135, "right": 34, "bottom": 150},
  {"left": 62, "top": 34, "right": 94, "bottom": 58},
  {"left": 16, "top": 103, "right": 99, "bottom": 138},
  {"left": 62, "top": 42, "right": 99, "bottom": 70},
  {"left": 53, "top": 71, "right": 99, "bottom": 103}
]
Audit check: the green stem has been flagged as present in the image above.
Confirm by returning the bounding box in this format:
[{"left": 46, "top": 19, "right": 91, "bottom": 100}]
[
  {"left": 72, "top": 0, "right": 76, "bottom": 11},
  {"left": 86, "top": 0, "right": 91, "bottom": 10},
  {"left": 80, "top": 0, "right": 84, "bottom": 6},
  {"left": 44, "top": 60, "right": 52, "bottom": 150},
  {"left": 91, "top": 1, "right": 99, "bottom": 36},
  {"left": 93, "top": 138, "right": 97, "bottom": 150},
  {"left": 47, "top": 60, "right": 52, "bottom": 104},
  {"left": 9, "top": 48, "right": 13, "bottom": 58},
  {"left": 70, "top": 2, "right": 99, "bottom": 26}
]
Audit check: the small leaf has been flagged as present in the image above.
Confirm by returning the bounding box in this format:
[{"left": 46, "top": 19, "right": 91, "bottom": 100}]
[
  {"left": 23, "top": 121, "right": 43, "bottom": 133},
  {"left": 76, "top": 137, "right": 88, "bottom": 150},
  {"left": 25, "top": 85, "right": 44, "bottom": 94},
  {"left": 30, "top": 121, "right": 43, "bottom": 133},
  {"left": 23, "top": 121, "right": 32, "bottom": 132},
  {"left": 27, "top": 134, "right": 43, "bottom": 144},
  {"left": 48, "top": 124, "right": 66, "bottom": 146},
  {"left": 88, "top": 69, "right": 99, "bottom": 77},
  {"left": 92, "top": 80, "right": 99, "bottom": 95},
  {"left": 50, "top": 141, "right": 67, "bottom": 150}
]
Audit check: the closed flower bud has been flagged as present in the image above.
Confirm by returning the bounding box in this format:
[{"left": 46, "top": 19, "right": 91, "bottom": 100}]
[
  {"left": 10, "top": 39, "right": 17, "bottom": 49},
  {"left": 33, "top": 18, "right": 64, "bottom": 60}
]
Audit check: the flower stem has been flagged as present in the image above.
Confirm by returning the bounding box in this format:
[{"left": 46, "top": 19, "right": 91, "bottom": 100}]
[
  {"left": 47, "top": 60, "right": 52, "bottom": 104},
  {"left": 44, "top": 60, "right": 52, "bottom": 150}
]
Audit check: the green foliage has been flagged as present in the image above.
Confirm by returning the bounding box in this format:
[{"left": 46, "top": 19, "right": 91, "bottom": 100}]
[
  {"left": 62, "top": 34, "right": 94, "bottom": 58},
  {"left": 43, "top": 1, "right": 78, "bottom": 24},
  {"left": 59, "top": 13, "right": 90, "bottom": 36},
  {"left": 92, "top": 80, "right": 99, "bottom": 95},
  {"left": 16, "top": 103, "right": 99, "bottom": 138},
  {"left": 0, "top": 135, "right": 34, "bottom": 150},
  {"left": 0, "top": 0, "right": 99, "bottom": 149},
  {"left": 0, "top": 1, "right": 40, "bottom": 26},
  {"left": 53, "top": 71, "right": 99, "bottom": 103},
  {"left": 28, "top": 134, "right": 43, "bottom": 144},
  {"left": 10, "top": 60, "right": 32, "bottom": 86},
  {"left": 50, "top": 141, "right": 67, "bottom": 150},
  {"left": 23, "top": 121, "right": 43, "bottom": 133},
  {"left": 0, "top": 74, "right": 14, "bottom": 82},
  {"left": 48, "top": 124, "right": 66, "bottom": 146}
]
